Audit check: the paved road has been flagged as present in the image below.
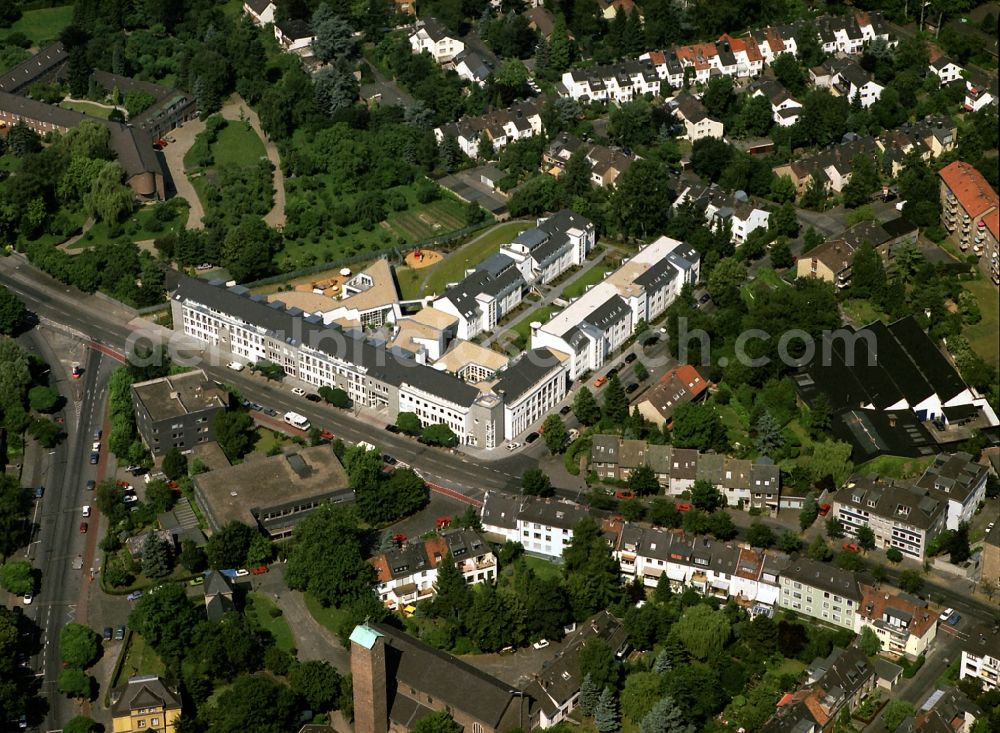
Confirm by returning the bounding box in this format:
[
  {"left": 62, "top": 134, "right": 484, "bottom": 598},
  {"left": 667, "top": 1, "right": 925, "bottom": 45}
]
[
  {"left": 159, "top": 116, "right": 207, "bottom": 230},
  {"left": 17, "top": 327, "right": 113, "bottom": 730}
]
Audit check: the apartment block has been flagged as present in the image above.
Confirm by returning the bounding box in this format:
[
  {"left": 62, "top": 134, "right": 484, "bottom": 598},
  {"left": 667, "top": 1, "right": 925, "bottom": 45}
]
[
  {"left": 131, "top": 370, "right": 228, "bottom": 456},
  {"left": 777, "top": 558, "right": 861, "bottom": 630}
]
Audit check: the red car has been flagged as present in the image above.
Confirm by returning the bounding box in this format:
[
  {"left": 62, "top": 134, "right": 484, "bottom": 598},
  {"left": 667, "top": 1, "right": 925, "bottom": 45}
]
[
  {"left": 615, "top": 490, "right": 636, "bottom": 500},
  {"left": 79, "top": 522, "right": 88, "bottom": 534},
  {"left": 842, "top": 543, "right": 860, "bottom": 553},
  {"left": 818, "top": 503, "right": 832, "bottom": 517},
  {"left": 251, "top": 566, "right": 269, "bottom": 575},
  {"left": 320, "top": 430, "right": 335, "bottom": 441},
  {"left": 436, "top": 516, "right": 452, "bottom": 529}
]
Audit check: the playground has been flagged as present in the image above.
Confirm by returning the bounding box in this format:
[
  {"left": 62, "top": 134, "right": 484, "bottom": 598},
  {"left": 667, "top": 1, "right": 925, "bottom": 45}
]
[{"left": 403, "top": 248, "right": 444, "bottom": 269}]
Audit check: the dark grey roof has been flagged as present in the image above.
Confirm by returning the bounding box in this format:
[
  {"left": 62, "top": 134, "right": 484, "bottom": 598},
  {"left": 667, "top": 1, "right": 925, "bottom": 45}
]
[
  {"left": 835, "top": 475, "right": 944, "bottom": 531},
  {"left": 480, "top": 491, "right": 520, "bottom": 531},
  {"left": 888, "top": 317, "right": 966, "bottom": 402},
  {"left": 494, "top": 348, "right": 564, "bottom": 402},
  {"left": 369, "top": 622, "right": 520, "bottom": 728},
  {"left": 478, "top": 252, "right": 516, "bottom": 277},
  {"left": 514, "top": 227, "right": 549, "bottom": 250},
  {"left": 781, "top": 558, "right": 861, "bottom": 601},
  {"left": 276, "top": 18, "right": 312, "bottom": 40},
  {"left": 109, "top": 675, "right": 182, "bottom": 716},
  {"left": 245, "top": 0, "right": 275, "bottom": 14},
  {"left": 417, "top": 17, "right": 454, "bottom": 43},
  {"left": 830, "top": 408, "right": 937, "bottom": 462},
  {"left": 585, "top": 295, "right": 630, "bottom": 330},
  {"left": 913, "top": 452, "right": 987, "bottom": 505},
  {"left": 173, "top": 277, "right": 481, "bottom": 405},
  {"left": 0, "top": 42, "right": 65, "bottom": 93},
  {"left": 634, "top": 255, "right": 679, "bottom": 290}
]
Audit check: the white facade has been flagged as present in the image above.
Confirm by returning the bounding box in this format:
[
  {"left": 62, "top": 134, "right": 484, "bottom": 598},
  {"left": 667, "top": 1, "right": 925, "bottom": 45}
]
[
  {"left": 930, "top": 60, "right": 964, "bottom": 85},
  {"left": 409, "top": 22, "right": 465, "bottom": 64},
  {"left": 500, "top": 355, "right": 568, "bottom": 439},
  {"left": 961, "top": 644, "right": 1000, "bottom": 691},
  {"left": 243, "top": 1, "right": 276, "bottom": 25}
]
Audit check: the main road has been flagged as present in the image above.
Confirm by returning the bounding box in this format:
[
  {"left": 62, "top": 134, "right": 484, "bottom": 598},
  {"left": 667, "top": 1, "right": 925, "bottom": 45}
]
[{"left": 18, "top": 326, "right": 113, "bottom": 730}]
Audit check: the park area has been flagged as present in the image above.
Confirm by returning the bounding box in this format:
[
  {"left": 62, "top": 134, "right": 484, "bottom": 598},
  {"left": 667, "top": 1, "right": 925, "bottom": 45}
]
[{"left": 8, "top": 5, "right": 73, "bottom": 45}]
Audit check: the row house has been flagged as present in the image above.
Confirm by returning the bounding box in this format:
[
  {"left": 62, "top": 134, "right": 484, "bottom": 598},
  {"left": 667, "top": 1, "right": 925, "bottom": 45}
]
[
  {"left": 371, "top": 530, "right": 496, "bottom": 610},
  {"left": 544, "top": 132, "right": 636, "bottom": 188},
  {"left": 749, "top": 78, "right": 803, "bottom": 127},
  {"left": 913, "top": 452, "right": 989, "bottom": 531},
  {"left": 500, "top": 209, "right": 596, "bottom": 286},
  {"left": 432, "top": 253, "right": 526, "bottom": 340},
  {"left": 877, "top": 115, "right": 957, "bottom": 175},
  {"left": 938, "top": 160, "right": 999, "bottom": 285},
  {"left": 856, "top": 584, "right": 937, "bottom": 660},
  {"left": 773, "top": 135, "right": 879, "bottom": 195},
  {"left": 587, "top": 436, "right": 781, "bottom": 510},
  {"left": 409, "top": 17, "right": 464, "bottom": 64},
  {"left": 718, "top": 34, "right": 765, "bottom": 77},
  {"left": 832, "top": 475, "right": 947, "bottom": 559},
  {"left": 673, "top": 181, "right": 770, "bottom": 244},
  {"left": 560, "top": 59, "right": 660, "bottom": 103},
  {"left": 815, "top": 14, "right": 866, "bottom": 55},
  {"left": 480, "top": 492, "right": 620, "bottom": 561},
  {"left": 615, "top": 526, "right": 783, "bottom": 605},
  {"left": 434, "top": 99, "right": 543, "bottom": 158}
]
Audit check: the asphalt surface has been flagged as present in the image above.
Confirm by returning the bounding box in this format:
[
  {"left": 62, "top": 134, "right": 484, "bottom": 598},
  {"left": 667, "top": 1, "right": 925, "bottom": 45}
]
[{"left": 18, "top": 327, "right": 113, "bottom": 730}]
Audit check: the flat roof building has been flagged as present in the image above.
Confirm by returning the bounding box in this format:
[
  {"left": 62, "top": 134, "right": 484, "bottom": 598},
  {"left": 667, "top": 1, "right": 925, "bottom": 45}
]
[{"left": 131, "top": 370, "right": 228, "bottom": 456}]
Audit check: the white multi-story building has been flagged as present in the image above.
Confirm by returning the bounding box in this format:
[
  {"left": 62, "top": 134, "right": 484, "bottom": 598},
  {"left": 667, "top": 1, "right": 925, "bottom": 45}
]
[
  {"left": 501, "top": 210, "right": 596, "bottom": 285},
  {"left": 560, "top": 60, "right": 661, "bottom": 103},
  {"left": 532, "top": 236, "right": 699, "bottom": 380},
  {"left": 667, "top": 93, "right": 725, "bottom": 141},
  {"left": 408, "top": 17, "right": 465, "bottom": 64},
  {"left": 371, "top": 529, "right": 496, "bottom": 610},
  {"left": 960, "top": 633, "right": 1000, "bottom": 691},
  {"left": 432, "top": 253, "right": 525, "bottom": 340},
  {"left": 493, "top": 348, "right": 568, "bottom": 439},
  {"left": 777, "top": 558, "right": 861, "bottom": 631},
  {"left": 833, "top": 475, "right": 947, "bottom": 559},
  {"left": 913, "top": 452, "right": 989, "bottom": 531}
]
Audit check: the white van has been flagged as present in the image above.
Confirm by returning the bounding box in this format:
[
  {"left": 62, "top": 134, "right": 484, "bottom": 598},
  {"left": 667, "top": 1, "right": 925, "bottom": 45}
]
[{"left": 283, "top": 411, "right": 311, "bottom": 430}]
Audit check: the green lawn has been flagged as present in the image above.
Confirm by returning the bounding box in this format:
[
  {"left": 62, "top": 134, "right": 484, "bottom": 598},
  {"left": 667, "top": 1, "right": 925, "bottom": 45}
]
[
  {"left": 717, "top": 402, "right": 751, "bottom": 447},
  {"left": 69, "top": 201, "right": 189, "bottom": 251},
  {"left": 9, "top": 5, "right": 73, "bottom": 45},
  {"left": 511, "top": 305, "right": 558, "bottom": 342},
  {"left": 253, "top": 427, "right": 290, "bottom": 456},
  {"left": 562, "top": 265, "right": 612, "bottom": 300},
  {"left": 420, "top": 220, "right": 532, "bottom": 296},
  {"left": 395, "top": 266, "right": 424, "bottom": 300},
  {"left": 522, "top": 554, "right": 562, "bottom": 580},
  {"left": 246, "top": 593, "right": 296, "bottom": 652},
  {"left": 858, "top": 454, "right": 934, "bottom": 479},
  {"left": 111, "top": 633, "right": 166, "bottom": 688},
  {"left": 841, "top": 298, "right": 888, "bottom": 327},
  {"left": 60, "top": 100, "right": 116, "bottom": 119},
  {"left": 303, "top": 592, "right": 352, "bottom": 637},
  {"left": 211, "top": 121, "right": 267, "bottom": 168},
  {"left": 962, "top": 278, "right": 1000, "bottom": 367}
]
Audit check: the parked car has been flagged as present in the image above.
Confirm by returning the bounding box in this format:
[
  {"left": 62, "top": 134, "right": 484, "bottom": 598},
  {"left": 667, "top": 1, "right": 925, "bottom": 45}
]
[
  {"left": 625, "top": 383, "right": 639, "bottom": 394},
  {"left": 86, "top": 480, "right": 96, "bottom": 491},
  {"left": 939, "top": 607, "right": 955, "bottom": 622},
  {"left": 525, "top": 432, "right": 539, "bottom": 443},
  {"left": 385, "top": 423, "right": 400, "bottom": 433},
  {"left": 533, "top": 639, "right": 550, "bottom": 650},
  {"left": 607, "top": 368, "right": 618, "bottom": 379},
  {"left": 251, "top": 566, "right": 269, "bottom": 575},
  {"left": 22, "top": 594, "right": 32, "bottom": 605},
  {"left": 114, "top": 626, "right": 126, "bottom": 640},
  {"left": 126, "top": 590, "right": 143, "bottom": 601},
  {"left": 305, "top": 393, "right": 321, "bottom": 402},
  {"left": 615, "top": 490, "right": 635, "bottom": 500},
  {"left": 235, "top": 568, "right": 250, "bottom": 577},
  {"left": 560, "top": 405, "right": 572, "bottom": 415},
  {"left": 842, "top": 543, "right": 859, "bottom": 553},
  {"left": 35, "top": 486, "right": 44, "bottom": 499},
  {"left": 93, "top": 429, "right": 102, "bottom": 440},
  {"left": 227, "top": 361, "right": 244, "bottom": 371},
  {"left": 79, "top": 522, "right": 88, "bottom": 533},
  {"left": 593, "top": 375, "right": 607, "bottom": 388},
  {"left": 947, "top": 612, "right": 961, "bottom": 626},
  {"left": 506, "top": 441, "right": 521, "bottom": 451},
  {"left": 263, "top": 407, "right": 278, "bottom": 417},
  {"left": 123, "top": 494, "right": 138, "bottom": 505},
  {"left": 320, "top": 430, "right": 335, "bottom": 441},
  {"left": 103, "top": 627, "right": 113, "bottom": 642},
  {"left": 642, "top": 336, "right": 660, "bottom": 347},
  {"left": 188, "top": 576, "right": 204, "bottom": 586},
  {"left": 92, "top": 441, "right": 101, "bottom": 451},
  {"left": 818, "top": 503, "right": 832, "bottom": 517},
  {"left": 625, "top": 353, "right": 637, "bottom": 363},
  {"left": 291, "top": 387, "right": 306, "bottom": 396},
  {"left": 89, "top": 452, "right": 99, "bottom": 465},
  {"left": 82, "top": 505, "right": 91, "bottom": 517},
  {"left": 248, "top": 402, "right": 263, "bottom": 412},
  {"left": 382, "top": 454, "right": 397, "bottom": 465}
]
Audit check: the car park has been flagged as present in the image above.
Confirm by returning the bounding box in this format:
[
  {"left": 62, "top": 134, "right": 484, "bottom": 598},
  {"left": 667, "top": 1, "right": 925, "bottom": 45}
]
[
  {"left": 291, "top": 387, "right": 306, "bottom": 396},
  {"left": 115, "top": 626, "right": 126, "bottom": 640},
  {"left": 525, "top": 432, "right": 539, "bottom": 443},
  {"left": 625, "top": 383, "right": 639, "bottom": 394},
  {"left": 79, "top": 522, "right": 88, "bottom": 533},
  {"left": 127, "top": 590, "right": 143, "bottom": 601},
  {"left": 103, "top": 627, "right": 113, "bottom": 641},
  {"left": 89, "top": 452, "right": 99, "bottom": 465},
  {"left": 625, "top": 353, "right": 637, "bottom": 363},
  {"left": 82, "top": 505, "right": 91, "bottom": 517},
  {"left": 533, "top": 639, "right": 550, "bottom": 649},
  {"left": 559, "top": 405, "right": 572, "bottom": 416}
]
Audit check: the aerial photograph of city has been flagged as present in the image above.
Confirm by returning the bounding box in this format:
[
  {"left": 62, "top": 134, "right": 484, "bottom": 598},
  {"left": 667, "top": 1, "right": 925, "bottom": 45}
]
[{"left": 0, "top": 1, "right": 997, "bottom": 732}]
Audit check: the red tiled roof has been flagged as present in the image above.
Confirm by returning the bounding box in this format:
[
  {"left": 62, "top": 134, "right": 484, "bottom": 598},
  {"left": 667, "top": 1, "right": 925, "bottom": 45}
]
[
  {"left": 371, "top": 554, "right": 391, "bottom": 583},
  {"left": 939, "top": 160, "right": 999, "bottom": 219},
  {"left": 424, "top": 536, "right": 449, "bottom": 568},
  {"left": 647, "top": 50, "right": 666, "bottom": 65},
  {"left": 859, "top": 584, "right": 937, "bottom": 640}
]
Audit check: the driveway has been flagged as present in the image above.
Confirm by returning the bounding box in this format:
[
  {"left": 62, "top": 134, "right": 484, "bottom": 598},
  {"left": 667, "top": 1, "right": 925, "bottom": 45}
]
[{"left": 160, "top": 116, "right": 207, "bottom": 229}]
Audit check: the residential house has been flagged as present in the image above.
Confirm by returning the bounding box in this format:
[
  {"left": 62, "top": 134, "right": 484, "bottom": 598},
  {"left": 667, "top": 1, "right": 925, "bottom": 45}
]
[
  {"left": 434, "top": 98, "right": 543, "bottom": 158},
  {"left": 618, "top": 439, "right": 648, "bottom": 481},
  {"left": 432, "top": 253, "right": 525, "bottom": 339},
  {"left": 718, "top": 34, "right": 765, "bottom": 78},
  {"left": 350, "top": 623, "right": 531, "bottom": 733},
  {"left": 524, "top": 8, "right": 559, "bottom": 39},
  {"left": 749, "top": 78, "right": 803, "bottom": 127},
  {"left": 542, "top": 133, "right": 634, "bottom": 187},
  {"left": 856, "top": 584, "right": 937, "bottom": 660},
  {"left": 371, "top": 529, "right": 496, "bottom": 610},
  {"left": 668, "top": 447, "right": 699, "bottom": 496},
  {"left": 500, "top": 209, "right": 596, "bottom": 286},
  {"left": 591, "top": 434, "right": 620, "bottom": 480},
  {"left": 673, "top": 181, "right": 770, "bottom": 244},
  {"left": 635, "top": 364, "right": 708, "bottom": 427},
  {"left": 454, "top": 49, "right": 495, "bottom": 87},
  {"left": 131, "top": 370, "right": 228, "bottom": 456},
  {"left": 913, "top": 452, "right": 989, "bottom": 530},
  {"left": 929, "top": 56, "right": 965, "bottom": 85},
  {"left": 274, "top": 19, "right": 314, "bottom": 54},
  {"left": 109, "top": 675, "right": 183, "bottom": 733},
  {"left": 773, "top": 136, "right": 880, "bottom": 195},
  {"left": 409, "top": 17, "right": 465, "bottom": 64},
  {"left": 895, "top": 687, "right": 983, "bottom": 733},
  {"left": 560, "top": 60, "right": 661, "bottom": 103},
  {"left": 777, "top": 558, "right": 861, "bottom": 630},
  {"left": 832, "top": 474, "right": 947, "bottom": 559},
  {"left": 751, "top": 458, "right": 781, "bottom": 513},
  {"left": 667, "top": 92, "right": 724, "bottom": 140},
  {"left": 939, "top": 160, "right": 999, "bottom": 285},
  {"left": 532, "top": 236, "right": 699, "bottom": 380},
  {"left": 242, "top": 0, "right": 276, "bottom": 25},
  {"left": 964, "top": 79, "right": 996, "bottom": 113},
  {"left": 959, "top": 628, "right": 1000, "bottom": 691},
  {"left": 596, "top": 0, "right": 642, "bottom": 21},
  {"left": 826, "top": 58, "right": 884, "bottom": 107}
]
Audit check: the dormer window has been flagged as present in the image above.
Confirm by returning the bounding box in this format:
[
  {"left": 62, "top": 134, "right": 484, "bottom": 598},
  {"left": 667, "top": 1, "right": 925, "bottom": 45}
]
[{"left": 852, "top": 494, "right": 862, "bottom": 503}]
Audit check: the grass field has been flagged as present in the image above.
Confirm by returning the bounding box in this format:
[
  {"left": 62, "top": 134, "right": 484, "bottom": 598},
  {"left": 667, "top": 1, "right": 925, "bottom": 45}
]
[
  {"left": 112, "top": 633, "right": 165, "bottom": 688},
  {"left": 246, "top": 593, "right": 296, "bottom": 652},
  {"left": 859, "top": 454, "right": 934, "bottom": 479},
  {"left": 211, "top": 121, "right": 267, "bottom": 168},
  {"left": 69, "top": 201, "right": 190, "bottom": 250},
  {"left": 9, "top": 5, "right": 73, "bottom": 45},
  {"left": 60, "top": 100, "right": 115, "bottom": 119},
  {"left": 962, "top": 278, "right": 1000, "bottom": 367},
  {"left": 395, "top": 266, "right": 424, "bottom": 300},
  {"left": 304, "top": 592, "right": 351, "bottom": 637},
  {"left": 420, "top": 220, "right": 532, "bottom": 296},
  {"left": 511, "top": 305, "right": 558, "bottom": 342},
  {"left": 523, "top": 555, "right": 562, "bottom": 579},
  {"left": 841, "top": 298, "right": 888, "bottom": 327},
  {"left": 562, "top": 265, "right": 611, "bottom": 300}
]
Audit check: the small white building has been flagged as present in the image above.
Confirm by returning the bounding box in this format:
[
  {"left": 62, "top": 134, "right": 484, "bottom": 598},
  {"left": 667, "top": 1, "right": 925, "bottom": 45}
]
[
  {"left": 409, "top": 17, "right": 465, "bottom": 64},
  {"left": 913, "top": 452, "right": 989, "bottom": 531},
  {"left": 274, "top": 19, "right": 314, "bottom": 54},
  {"left": 243, "top": 0, "right": 276, "bottom": 26},
  {"left": 929, "top": 56, "right": 965, "bottom": 85}
]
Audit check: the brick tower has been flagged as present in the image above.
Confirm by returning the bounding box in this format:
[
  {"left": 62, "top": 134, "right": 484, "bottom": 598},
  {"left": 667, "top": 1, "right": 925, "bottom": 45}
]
[{"left": 350, "top": 624, "right": 388, "bottom": 733}]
